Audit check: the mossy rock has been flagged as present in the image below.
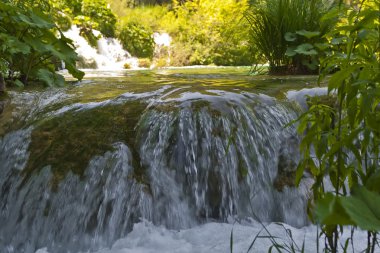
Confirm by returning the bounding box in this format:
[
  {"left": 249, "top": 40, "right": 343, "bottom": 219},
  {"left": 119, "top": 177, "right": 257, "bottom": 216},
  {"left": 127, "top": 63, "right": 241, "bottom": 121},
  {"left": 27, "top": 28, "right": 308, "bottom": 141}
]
[
  {"left": 273, "top": 170, "right": 296, "bottom": 192},
  {"left": 25, "top": 101, "right": 148, "bottom": 190},
  {"left": 273, "top": 136, "right": 299, "bottom": 192}
]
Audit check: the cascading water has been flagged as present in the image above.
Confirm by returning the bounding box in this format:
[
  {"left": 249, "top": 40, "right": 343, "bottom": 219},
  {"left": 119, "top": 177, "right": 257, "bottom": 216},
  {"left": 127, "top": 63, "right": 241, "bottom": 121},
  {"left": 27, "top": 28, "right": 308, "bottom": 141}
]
[
  {"left": 0, "top": 70, "right": 319, "bottom": 253},
  {"left": 63, "top": 26, "right": 138, "bottom": 70},
  {"left": 153, "top": 32, "right": 172, "bottom": 67}
]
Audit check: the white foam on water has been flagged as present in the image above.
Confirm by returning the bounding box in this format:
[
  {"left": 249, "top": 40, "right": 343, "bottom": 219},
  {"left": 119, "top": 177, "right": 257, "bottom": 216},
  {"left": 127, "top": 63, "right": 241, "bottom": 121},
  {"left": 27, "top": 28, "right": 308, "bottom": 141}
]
[{"left": 35, "top": 220, "right": 369, "bottom": 253}]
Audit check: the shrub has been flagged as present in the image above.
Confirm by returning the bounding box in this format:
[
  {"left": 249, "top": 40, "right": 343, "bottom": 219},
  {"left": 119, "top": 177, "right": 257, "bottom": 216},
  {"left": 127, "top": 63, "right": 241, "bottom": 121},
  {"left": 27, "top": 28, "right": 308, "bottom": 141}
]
[
  {"left": 81, "top": 0, "right": 117, "bottom": 37},
  {"left": 117, "top": 22, "right": 154, "bottom": 58},
  {"left": 295, "top": 1, "right": 380, "bottom": 251},
  {"left": 0, "top": 1, "right": 83, "bottom": 88},
  {"left": 160, "top": 0, "right": 253, "bottom": 66},
  {"left": 116, "top": 5, "right": 169, "bottom": 30},
  {"left": 245, "top": 0, "right": 333, "bottom": 74},
  {"left": 113, "top": 1, "right": 255, "bottom": 66}
]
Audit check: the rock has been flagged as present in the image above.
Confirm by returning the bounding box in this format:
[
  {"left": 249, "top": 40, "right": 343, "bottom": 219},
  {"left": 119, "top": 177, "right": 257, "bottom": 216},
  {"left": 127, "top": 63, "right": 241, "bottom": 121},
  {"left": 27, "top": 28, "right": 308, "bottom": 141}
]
[
  {"left": 0, "top": 73, "right": 5, "bottom": 94},
  {"left": 273, "top": 135, "right": 300, "bottom": 192},
  {"left": 0, "top": 101, "right": 4, "bottom": 115}
]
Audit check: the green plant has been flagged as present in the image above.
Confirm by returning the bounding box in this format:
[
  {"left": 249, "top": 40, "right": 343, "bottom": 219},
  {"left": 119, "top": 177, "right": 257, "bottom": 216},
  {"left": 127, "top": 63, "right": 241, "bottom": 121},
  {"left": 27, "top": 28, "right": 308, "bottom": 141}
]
[
  {"left": 116, "top": 4, "right": 169, "bottom": 30},
  {"left": 245, "top": 0, "right": 332, "bottom": 74},
  {"left": 294, "top": 1, "right": 379, "bottom": 252},
  {"left": 0, "top": 1, "right": 84, "bottom": 88},
  {"left": 82, "top": 0, "right": 117, "bottom": 37},
  {"left": 117, "top": 22, "right": 154, "bottom": 58},
  {"left": 164, "top": 0, "right": 253, "bottom": 66},
  {"left": 73, "top": 15, "right": 101, "bottom": 47}
]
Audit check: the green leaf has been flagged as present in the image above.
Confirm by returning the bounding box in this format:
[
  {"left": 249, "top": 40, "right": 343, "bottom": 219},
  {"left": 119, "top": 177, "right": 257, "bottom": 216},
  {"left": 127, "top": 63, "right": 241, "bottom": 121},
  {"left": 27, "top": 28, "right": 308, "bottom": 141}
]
[
  {"left": 0, "top": 34, "right": 30, "bottom": 54},
  {"left": 66, "top": 63, "right": 84, "bottom": 81},
  {"left": 17, "top": 12, "right": 54, "bottom": 29},
  {"left": 352, "top": 187, "right": 380, "bottom": 220},
  {"left": 366, "top": 171, "right": 380, "bottom": 193},
  {"left": 340, "top": 194, "right": 380, "bottom": 231},
  {"left": 301, "top": 58, "right": 318, "bottom": 70},
  {"left": 315, "top": 193, "right": 354, "bottom": 226},
  {"left": 316, "top": 188, "right": 380, "bottom": 231},
  {"left": 314, "top": 43, "right": 329, "bottom": 50},
  {"left": 284, "top": 32, "right": 297, "bottom": 42},
  {"left": 331, "top": 37, "right": 345, "bottom": 45},
  {"left": 36, "top": 69, "right": 65, "bottom": 87},
  {"left": 328, "top": 66, "right": 358, "bottom": 91},
  {"left": 23, "top": 36, "right": 50, "bottom": 53},
  {"left": 294, "top": 44, "right": 318, "bottom": 55},
  {"left": 285, "top": 47, "right": 297, "bottom": 57},
  {"left": 295, "top": 161, "right": 305, "bottom": 186},
  {"left": 295, "top": 30, "right": 320, "bottom": 39},
  {"left": 14, "top": 79, "right": 24, "bottom": 87}
]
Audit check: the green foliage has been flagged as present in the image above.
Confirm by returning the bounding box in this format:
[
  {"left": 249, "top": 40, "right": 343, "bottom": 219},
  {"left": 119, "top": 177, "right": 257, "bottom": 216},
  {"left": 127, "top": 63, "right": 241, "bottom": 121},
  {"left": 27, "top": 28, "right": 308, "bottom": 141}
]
[
  {"left": 245, "top": 0, "right": 332, "bottom": 74},
  {"left": 295, "top": 0, "right": 379, "bottom": 251},
  {"left": 118, "top": 22, "right": 154, "bottom": 58},
  {"left": 50, "top": 0, "right": 116, "bottom": 39},
  {"left": 114, "top": 1, "right": 254, "bottom": 66},
  {"left": 82, "top": 0, "right": 117, "bottom": 37},
  {"left": 0, "top": 1, "right": 84, "bottom": 87},
  {"left": 115, "top": 4, "right": 169, "bottom": 28},
  {"left": 163, "top": 0, "right": 253, "bottom": 66}
]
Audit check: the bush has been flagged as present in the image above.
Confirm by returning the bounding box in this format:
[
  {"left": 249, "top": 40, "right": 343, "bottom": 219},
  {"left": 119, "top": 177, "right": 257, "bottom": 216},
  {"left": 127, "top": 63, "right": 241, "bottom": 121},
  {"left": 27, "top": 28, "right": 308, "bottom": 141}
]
[
  {"left": 81, "top": 0, "right": 117, "bottom": 37},
  {"left": 117, "top": 22, "right": 155, "bottom": 58},
  {"left": 160, "top": 0, "right": 253, "bottom": 66},
  {"left": 112, "top": 1, "right": 255, "bottom": 66},
  {"left": 116, "top": 5, "right": 169, "bottom": 30},
  {"left": 50, "top": 0, "right": 117, "bottom": 38},
  {"left": 0, "top": 1, "right": 83, "bottom": 88},
  {"left": 245, "top": 0, "right": 333, "bottom": 74}
]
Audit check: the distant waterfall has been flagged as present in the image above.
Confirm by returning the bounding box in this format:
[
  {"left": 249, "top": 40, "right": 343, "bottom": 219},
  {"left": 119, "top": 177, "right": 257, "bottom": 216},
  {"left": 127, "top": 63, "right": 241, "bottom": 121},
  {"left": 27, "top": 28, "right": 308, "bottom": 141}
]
[
  {"left": 153, "top": 32, "right": 172, "bottom": 67},
  {"left": 63, "top": 26, "right": 138, "bottom": 70}
]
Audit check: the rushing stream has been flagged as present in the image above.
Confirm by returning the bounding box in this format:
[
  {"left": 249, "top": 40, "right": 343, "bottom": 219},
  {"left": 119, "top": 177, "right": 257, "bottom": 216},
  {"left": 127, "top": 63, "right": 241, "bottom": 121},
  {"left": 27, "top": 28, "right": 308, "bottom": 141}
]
[{"left": 0, "top": 68, "right": 330, "bottom": 253}]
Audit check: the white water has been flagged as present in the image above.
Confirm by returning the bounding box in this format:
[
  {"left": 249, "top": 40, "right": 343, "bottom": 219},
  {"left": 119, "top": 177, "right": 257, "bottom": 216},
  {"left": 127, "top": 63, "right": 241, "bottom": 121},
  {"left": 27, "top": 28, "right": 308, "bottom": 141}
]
[
  {"left": 153, "top": 32, "right": 171, "bottom": 47},
  {"left": 153, "top": 32, "right": 172, "bottom": 67},
  {"left": 63, "top": 26, "right": 138, "bottom": 70},
  {"left": 35, "top": 220, "right": 368, "bottom": 253}
]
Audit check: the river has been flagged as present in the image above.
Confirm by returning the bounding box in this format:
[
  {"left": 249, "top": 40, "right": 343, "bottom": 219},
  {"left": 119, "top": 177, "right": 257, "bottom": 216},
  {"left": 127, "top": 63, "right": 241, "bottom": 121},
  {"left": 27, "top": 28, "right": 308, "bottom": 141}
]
[{"left": 2, "top": 67, "right": 362, "bottom": 253}]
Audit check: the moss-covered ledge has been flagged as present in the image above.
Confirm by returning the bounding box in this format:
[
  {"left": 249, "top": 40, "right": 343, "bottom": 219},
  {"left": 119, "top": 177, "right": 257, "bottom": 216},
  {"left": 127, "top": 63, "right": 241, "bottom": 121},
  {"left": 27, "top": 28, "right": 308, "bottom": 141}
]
[{"left": 24, "top": 101, "right": 148, "bottom": 190}]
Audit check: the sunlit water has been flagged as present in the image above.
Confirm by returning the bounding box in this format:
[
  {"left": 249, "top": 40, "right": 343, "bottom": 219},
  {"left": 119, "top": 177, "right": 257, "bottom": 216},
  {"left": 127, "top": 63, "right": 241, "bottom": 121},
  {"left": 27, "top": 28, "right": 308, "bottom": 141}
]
[{"left": 1, "top": 68, "right": 365, "bottom": 253}]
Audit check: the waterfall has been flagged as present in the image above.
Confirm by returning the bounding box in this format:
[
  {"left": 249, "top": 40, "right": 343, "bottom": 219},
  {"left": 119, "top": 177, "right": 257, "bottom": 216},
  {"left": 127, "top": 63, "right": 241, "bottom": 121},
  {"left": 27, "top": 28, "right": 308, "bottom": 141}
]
[
  {"left": 63, "top": 26, "right": 138, "bottom": 70},
  {"left": 0, "top": 84, "right": 313, "bottom": 253},
  {"left": 153, "top": 32, "right": 172, "bottom": 67}
]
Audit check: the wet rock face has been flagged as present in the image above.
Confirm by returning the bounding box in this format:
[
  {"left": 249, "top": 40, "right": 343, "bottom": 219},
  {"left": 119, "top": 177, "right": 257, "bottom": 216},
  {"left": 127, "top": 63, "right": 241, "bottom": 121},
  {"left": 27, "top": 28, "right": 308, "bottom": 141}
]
[
  {"left": 0, "top": 101, "right": 4, "bottom": 115},
  {"left": 274, "top": 135, "right": 300, "bottom": 192},
  {"left": 0, "top": 74, "right": 5, "bottom": 115}
]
